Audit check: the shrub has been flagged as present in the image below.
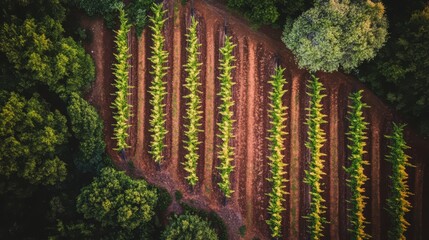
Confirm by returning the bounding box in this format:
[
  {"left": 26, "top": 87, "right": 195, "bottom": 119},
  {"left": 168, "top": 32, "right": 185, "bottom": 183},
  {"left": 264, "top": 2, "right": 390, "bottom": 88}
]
[
  {"left": 148, "top": 2, "right": 169, "bottom": 164},
  {"left": 283, "top": 0, "right": 387, "bottom": 72},
  {"left": 183, "top": 16, "right": 203, "bottom": 186},
  {"left": 385, "top": 123, "right": 414, "bottom": 239},
  {"left": 126, "top": 0, "right": 153, "bottom": 37},
  {"left": 76, "top": 167, "right": 158, "bottom": 230},
  {"left": 266, "top": 66, "right": 288, "bottom": 238},
  {"left": 345, "top": 90, "right": 370, "bottom": 239},
  {"left": 216, "top": 35, "right": 236, "bottom": 199},
  {"left": 303, "top": 74, "right": 327, "bottom": 239},
  {"left": 162, "top": 213, "right": 218, "bottom": 240},
  {"left": 111, "top": 7, "right": 132, "bottom": 151}
]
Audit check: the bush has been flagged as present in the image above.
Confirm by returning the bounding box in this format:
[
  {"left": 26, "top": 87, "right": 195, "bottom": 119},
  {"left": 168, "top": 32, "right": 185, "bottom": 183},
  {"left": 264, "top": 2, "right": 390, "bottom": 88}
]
[
  {"left": 111, "top": 6, "right": 132, "bottom": 151},
  {"left": 76, "top": 0, "right": 122, "bottom": 28},
  {"left": 126, "top": 0, "right": 153, "bottom": 37},
  {"left": 148, "top": 2, "right": 169, "bottom": 164},
  {"left": 345, "top": 90, "right": 370, "bottom": 239},
  {"left": 183, "top": 16, "right": 203, "bottom": 186},
  {"left": 303, "top": 75, "right": 327, "bottom": 239},
  {"left": 216, "top": 35, "right": 237, "bottom": 199},
  {"left": 161, "top": 213, "right": 218, "bottom": 240},
  {"left": 385, "top": 123, "right": 414, "bottom": 239},
  {"left": 283, "top": 0, "right": 387, "bottom": 72},
  {"left": 77, "top": 167, "right": 158, "bottom": 230},
  {"left": 266, "top": 66, "right": 288, "bottom": 238}
]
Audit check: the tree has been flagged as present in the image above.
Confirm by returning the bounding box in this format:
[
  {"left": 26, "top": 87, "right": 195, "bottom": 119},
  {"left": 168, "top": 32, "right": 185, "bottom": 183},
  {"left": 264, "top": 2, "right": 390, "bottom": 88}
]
[
  {"left": 358, "top": 4, "right": 429, "bottom": 136},
  {"left": 283, "top": 0, "right": 387, "bottom": 72},
  {"left": 67, "top": 93, "right": 107, "bottom": 173},
  {"left": 148, "top": 2, "right": 169, "bottom": 164},
  {"left": 266, "top": 66, "right": 288, "bottom": 238},
  {"left": 75, "top": 0, "right": 122, "bottom": 28},
  {"left": 161, "top": 213, "right": 218, "bottom": 240},
  {"left": 0, "top": 17, "right": 95, "bottom": 99},
  {"left": 111, "top": 6, "right": 132, "bottom": 152},
  {"left": 76, "top": 167, "right": 158, "bottom": 230},
  {"left": 0, "top": 91, "right": 68, "bottom": 186},
  {"left": 385, "top": 123, "right": 413, "bottom": 240},
  {"left": 345, "top": 90, "right": 370, "bottom": 239},
  {"left": 303, "top": 75, "right": 327, "bottom": 239},
  {"left": 183, "top": 16, "right": 203, "bottom": 187}
]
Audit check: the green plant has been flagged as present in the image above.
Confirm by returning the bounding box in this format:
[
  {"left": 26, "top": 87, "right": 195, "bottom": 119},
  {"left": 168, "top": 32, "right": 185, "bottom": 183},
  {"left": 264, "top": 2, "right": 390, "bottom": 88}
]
[
  {"left": 265, "top": 66, "right": 288, "bottom": 238},
  {"left": 345, "top": 90, "right": 370, "bottom": 239},
  {"left": 239, "top": 225, "right": 246, "bottom": 237},
  {"left": 385, "top": 123, "right": 413, "bottom": 240},
  {"left": 182, "top": 16, "right": 203, "bottom": 186},
  {"left": 161, "top": 213, "right": 218, "bottom": 240},
  {"left": 126, "top": 0, "right": 153, "bottom": 37},
  {"left": 216, "top": 35, "right": 236, "bottom": 199},
  {"left": 111, "top": 7, "right": 132, "bottom": 151},
  {"left": 148, "top": 2, "right": 169, "bottom": 164},
  {"left": 175, "top": 190, "right": 183, "bottom": 201},
  {"left": 303, "top": 74, "right": 327, "bottom": 239},
  {"left": 283, "top": 0, "right": 387, "bottom": 72}
]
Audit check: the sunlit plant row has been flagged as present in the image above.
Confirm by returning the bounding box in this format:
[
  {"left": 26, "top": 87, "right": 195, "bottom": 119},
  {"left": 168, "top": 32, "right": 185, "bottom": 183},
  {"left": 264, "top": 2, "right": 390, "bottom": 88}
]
[
  {"left": 266, "top": 66, "right": 288, "bottom": 238},
  {"left": 216, "top": 35, "right": 236, "bottom": 199},
  {"left": 111, "top": 7, "right": 132, "bottom": 152},
  {"left": 148, "top": 2, "right": 169, "bottom": 164},
  {"left": 345, "top": 90, "right": 370, "bottom": 239},
  {"left": 303, "top": 74, "right": 328, "bottom": 240},
  {"left": 182, "top": 16, "right": 203, "bottom": 186}
]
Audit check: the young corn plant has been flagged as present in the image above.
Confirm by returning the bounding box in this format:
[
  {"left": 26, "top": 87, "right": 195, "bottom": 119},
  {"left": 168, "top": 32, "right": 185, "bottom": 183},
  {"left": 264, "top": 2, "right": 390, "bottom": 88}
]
[
  {"left": 386, "top": 123, "right": 413, "bottom": 240},
  {"left": 266, "top": 66, "right": 288, "bottom": 238},
  {"left": 111, "top": 6, "right": 132, "bottom": 152},
  {"left": 345, "top": 90, "right": 370, "bottom": 240},
  {"left": 148, "top": 2, "right": 169, "bottom": 164},
  {"left": 182, "top": 16, "right": 203, "bottom": 186},
  {"left": 303, "top": 74, "right": 328, "bottom": 240},
  {"left": 216, "top": 35, "right": 236, "bottom": 199}
]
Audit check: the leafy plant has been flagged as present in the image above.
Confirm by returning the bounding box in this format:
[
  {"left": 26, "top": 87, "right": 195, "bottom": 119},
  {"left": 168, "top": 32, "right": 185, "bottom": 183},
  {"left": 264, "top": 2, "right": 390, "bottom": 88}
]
[
  {"left": 161, "top": 213, "right": 219, "bottom": 240},
  {"left": 303, "top": 74, "right": 327, "bottom": 239},
  {"left": 385, "top": 123, "right": 414, "bottom": 240},
  {"left": 345, "top": 90, "right": 370, "bottom": 239},
  {"left": 148, "top": 2, "right": 169, "bottom": 164},
  {"left": 182, "top": 16, "right": 203, "bottom": 186},
  {"left": 111, "top": 7, "right": 132, "bottom": 151},
  {"left": 216, "top": 35, "right": 236, "bottom": 199},
  {"left": 266, "top": 66, "right": 288, "bottom": 238},
  {"left": 283, "top": 0, "right": 387, "bottom": 72}
]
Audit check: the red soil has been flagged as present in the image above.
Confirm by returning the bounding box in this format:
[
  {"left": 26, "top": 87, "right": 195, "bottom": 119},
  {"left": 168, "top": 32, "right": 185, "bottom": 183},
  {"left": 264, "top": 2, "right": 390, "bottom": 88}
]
[{"left": 81, "top": 0, "right": 429, "bottom": 239}]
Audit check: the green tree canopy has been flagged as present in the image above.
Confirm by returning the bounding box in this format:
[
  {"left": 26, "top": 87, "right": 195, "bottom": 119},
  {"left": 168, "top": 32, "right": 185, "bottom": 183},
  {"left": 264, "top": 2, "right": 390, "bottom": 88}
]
[
  {"left": 67, "top": 93, "right": 107, "bottom": 173},
  {"left": 358, "top": 4, "right": 429, "bottom": 136},
  {"left": 0, "top": 17, "right": 95, "bottom": 99},
  {"left": 161, "top": 213, "right": 219, "bottom": 240},
  {"left": 76, "top": 167, "right": 158, "bottom": 230},
  {"left": 283, "top": 0, "right": 387, "bottom": 72},
  {"left": 0, "top": 91, "right": 68, "bottom": 186}
]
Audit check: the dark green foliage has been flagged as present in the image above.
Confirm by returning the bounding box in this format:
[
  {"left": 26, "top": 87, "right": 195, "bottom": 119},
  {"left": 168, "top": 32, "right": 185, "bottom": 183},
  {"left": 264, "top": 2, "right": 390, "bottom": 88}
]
[
  {"left": 180, "top": 203, "right": 228, "bottom": 240},
  {"left": 216, "top": 35, "right": 236, "bottom": 198},
  {"left": 303, "top": 75, "right": 327, "bottom": 239},
  {"left": 283, "top": 0, "right": 387, "bottom": 72},
  {"left": 0, "top": 91, "right": 68, "bottom": 186},
  {"left": 385, "top": 123, "right": 413, "bottom": 240},
  {"left": 77, "top": 167, "right": 158, "bottom": 230},
  {"left": 76, "top": 0, "right": 122, "bottom": 28},
  {"left": 183, "top": 16, "right": 203, "bottom": 186},
  {"left": 239, "top": 225, "right": 246, "bottom": 237},
  {"left": 0, "top": 17, "right": 95, "bottom": 99},
  {"left": 67, "top": 92, "right": 107, "bottom": 173},
  {"left": 357, "top": 5, "right": 429, "bottom": 136},
  {"left": 266, "top": 66, "right": 288, "bottom": 238},
  {"left": 161, "top": 213, "right": 219, "bottom": 240},
  {"left": 148, "top": 2, "right": 169, "bottom": 164},
  {"left": 155, "top": 186, "right": 172, "bottom": 213},
  {"left": 227, "top": 0, "right": 309, "bottom": 27},
  {"left": 345, "top": 90, "right": 370, "bottom": 239},
  {"left": 127, "top": 0, "right": 153, "bottom": 37},
  {"left": 174, "top": 190, "right": 183, "bottom": 201},
  {"left": 111, "top": 7, "right": 132, "bottom": 151}
]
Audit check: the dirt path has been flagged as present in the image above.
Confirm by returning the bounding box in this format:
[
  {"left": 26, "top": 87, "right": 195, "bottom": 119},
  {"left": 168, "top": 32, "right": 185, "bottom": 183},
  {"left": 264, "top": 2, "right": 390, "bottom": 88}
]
[{"left": 83, "top": 0, "right": 429, "bottom": 239}]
